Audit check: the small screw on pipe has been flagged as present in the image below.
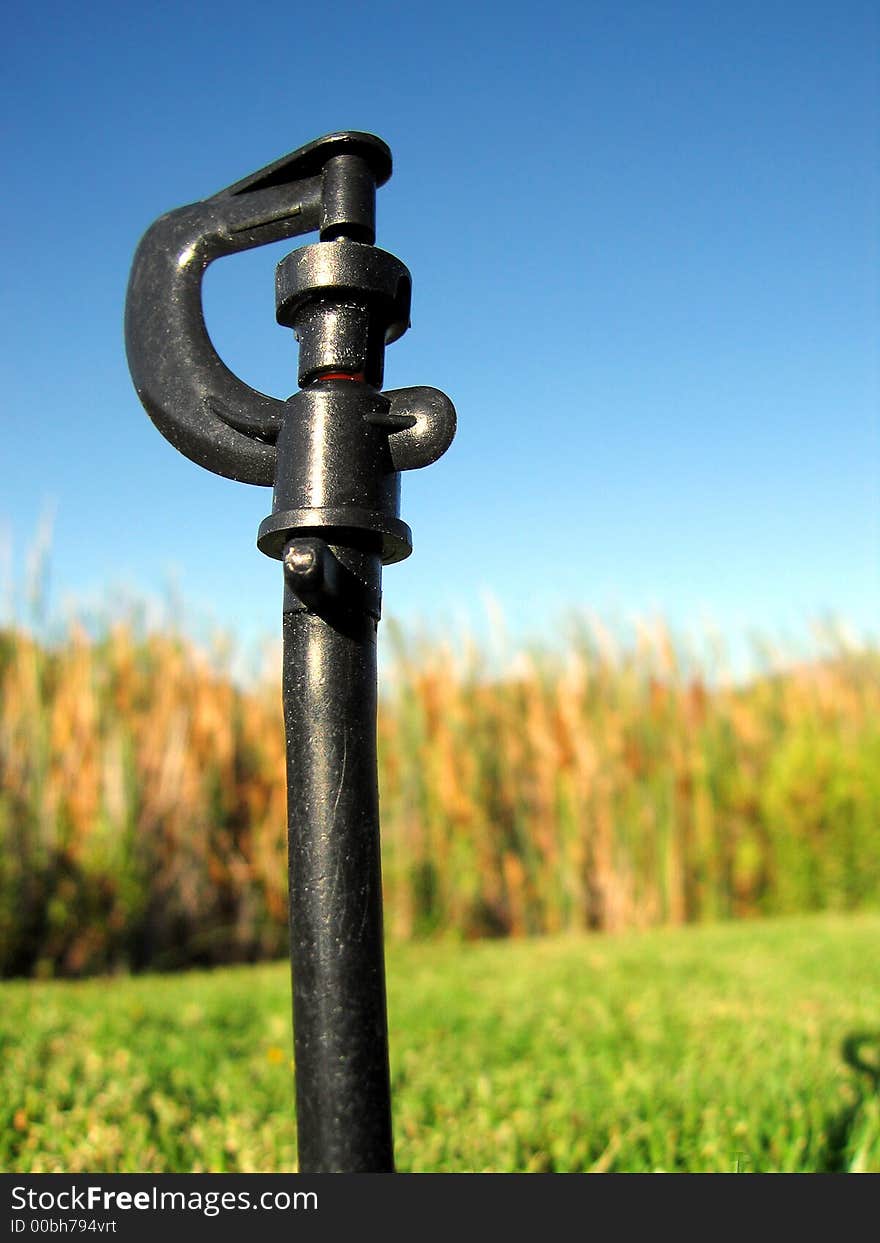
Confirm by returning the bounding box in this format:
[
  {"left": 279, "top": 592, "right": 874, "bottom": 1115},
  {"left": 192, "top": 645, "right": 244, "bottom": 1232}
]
[{"left": 283, "top": 539, "right": 325, "bottom": 590}]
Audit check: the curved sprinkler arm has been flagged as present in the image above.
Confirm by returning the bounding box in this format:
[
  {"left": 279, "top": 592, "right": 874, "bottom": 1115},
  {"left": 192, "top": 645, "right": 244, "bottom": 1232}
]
[{"left": 124, "top": 177, "right": 324, "bottom": 485}]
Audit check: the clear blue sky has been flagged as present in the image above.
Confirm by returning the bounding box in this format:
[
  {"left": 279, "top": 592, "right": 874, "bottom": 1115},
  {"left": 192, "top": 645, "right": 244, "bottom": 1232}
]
[{"left": 2, "top": 0, "right": 877, "bottom": 661}]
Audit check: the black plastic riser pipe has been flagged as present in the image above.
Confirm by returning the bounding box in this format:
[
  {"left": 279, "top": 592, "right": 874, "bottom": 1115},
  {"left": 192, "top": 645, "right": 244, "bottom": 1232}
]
[{"left": 281, "top": 557, "right": 394, "bottom": 1174}]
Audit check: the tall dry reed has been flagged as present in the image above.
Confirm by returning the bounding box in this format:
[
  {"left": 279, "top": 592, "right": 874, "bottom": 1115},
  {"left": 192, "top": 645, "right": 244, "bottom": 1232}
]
[{"left": 1, "top": 616, "right": 877, "bottom": 976}]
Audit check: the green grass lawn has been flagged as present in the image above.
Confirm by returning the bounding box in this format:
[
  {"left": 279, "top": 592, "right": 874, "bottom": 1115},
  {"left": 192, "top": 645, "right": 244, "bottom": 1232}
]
[{"left": 2, "top": 913, "right": 879, "bottom": 1173}]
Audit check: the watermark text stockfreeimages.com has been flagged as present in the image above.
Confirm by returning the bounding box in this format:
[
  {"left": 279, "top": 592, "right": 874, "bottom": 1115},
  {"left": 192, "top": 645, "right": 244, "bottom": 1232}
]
[{"left": 11, "top": 1185, "right": 317, "bottom": 1219}]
